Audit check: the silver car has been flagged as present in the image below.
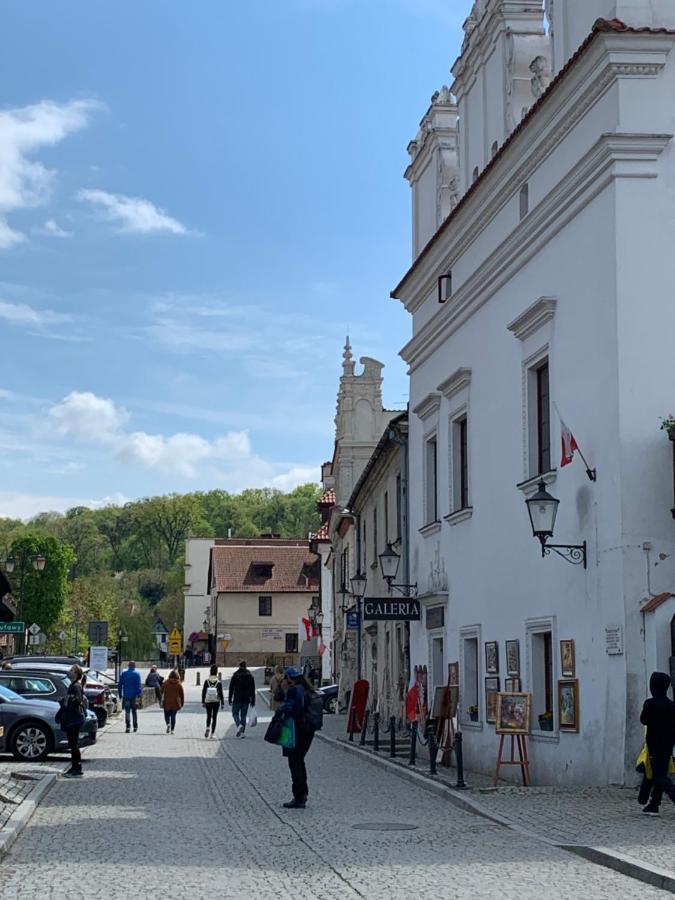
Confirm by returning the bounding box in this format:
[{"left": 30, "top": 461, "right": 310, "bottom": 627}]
[{"left": 0, "top": 683, "right": 98, "bottom": 762}]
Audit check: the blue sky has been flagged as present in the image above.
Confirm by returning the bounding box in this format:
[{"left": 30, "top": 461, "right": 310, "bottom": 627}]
[{"left": 0, "top": 0, "right": 465, "bottom": 519}]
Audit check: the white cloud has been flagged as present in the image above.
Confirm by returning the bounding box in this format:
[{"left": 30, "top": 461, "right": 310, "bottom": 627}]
[
  {"left": 0, "top": 98, "right": 101, "bottom": 247},
  {"left": 78, "top": 188, "right": 191, "bottom": 235},
  {"left": 269, "top": 465, "right": 321, "bottom": 491},
  {"left": 0, "top": 299, "right": 72, "bottom": 328},
  {"left": 48, "top": 390, "right": 252, "bottom": 478},
  {"left": 35, "top": 218, "right": 73, "bottom": 238},
  {"left": 0, "top": 490, "right": 129, "bottom": 521},
  {"left": 49, "top": 390, "right": 128, "bottom": 442}
]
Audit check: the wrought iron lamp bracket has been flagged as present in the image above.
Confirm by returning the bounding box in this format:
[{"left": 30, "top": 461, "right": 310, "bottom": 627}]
[{"left": 542, "top": 540, "right": 587, "bottom": 568}]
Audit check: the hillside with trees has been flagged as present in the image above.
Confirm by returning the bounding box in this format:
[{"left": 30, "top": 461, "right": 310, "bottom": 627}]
[{"left": 0, "top": 485, "right": 321, "bottom": 659}]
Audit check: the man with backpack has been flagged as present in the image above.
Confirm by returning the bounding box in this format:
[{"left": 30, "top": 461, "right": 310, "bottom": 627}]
[
  {"left": 277, "top": 666, "right": 323, "bottom": 809},
  {"left": 228, "top": 660, "right": 256, "bottom": 737}
]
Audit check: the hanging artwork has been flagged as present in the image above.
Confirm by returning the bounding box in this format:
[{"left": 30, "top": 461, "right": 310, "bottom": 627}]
[
  {"left": 505, "top": 677, "right": 521, "bottom": 692},
  {"left": 505, "top": 639, "right": 520, "bottom": 676},
  {"left": 558, "top": 679, "right": 579, "bottom": 732},
  {"left": 485, "top": 641, "right": 499, "bottom": 674},
  {"left": 485, "top": 676, "right": 500, "bottom": 723},
  {"left": 560, "top": 640, "right": 575, "bottom": 677}
]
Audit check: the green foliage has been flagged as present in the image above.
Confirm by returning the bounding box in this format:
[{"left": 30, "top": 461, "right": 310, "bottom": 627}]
[{"left": 8, "top": 533, "right": 75, "bottom": 633}]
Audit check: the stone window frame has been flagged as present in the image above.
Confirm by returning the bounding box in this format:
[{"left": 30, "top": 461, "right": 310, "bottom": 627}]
[
  {"left": 525, "top": 615, "right": 559, "bottom": 743},
  {"left": 459, "top": 623, "right": 483, "bottom": 730},
  {"left": 438, "top": 368, "right": 472, "bottom": 525}
]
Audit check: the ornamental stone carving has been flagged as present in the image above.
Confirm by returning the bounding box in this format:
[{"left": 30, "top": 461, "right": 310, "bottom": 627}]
[{"left": 530, "top": 55, "right": 552, "bottom": 100}]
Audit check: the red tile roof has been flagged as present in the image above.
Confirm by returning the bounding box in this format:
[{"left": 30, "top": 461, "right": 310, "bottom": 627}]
[
  {"left": 391, "top": 19, "right": 675, "bottom": 300},
  {"left": 319, "top": 488, "right": 336, "bottom": 506},
  {"left": 311, "top": 521, "right": 330, "bottom": 541},
  {"left": 211, "top": 542, "right": 319, "bottom": 593},
  {"left": 640, "top": 592, "right": 674, "bottom": 613}
]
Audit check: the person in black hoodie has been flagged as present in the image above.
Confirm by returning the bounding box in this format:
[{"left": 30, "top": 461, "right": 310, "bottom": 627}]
[
  {"left": 202, "top": 664, "right": 225, "bottom": 738},
  {"left": 228, "top": 661, "right": 256, "bottom": 737},
  {"left": 640, "top": 671, "right": 675, "bottom": 815},
  {"left": 61, "top": 664, "right": 86, "bottom": 779}
]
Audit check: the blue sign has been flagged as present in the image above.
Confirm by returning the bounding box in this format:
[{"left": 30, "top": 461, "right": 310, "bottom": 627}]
[{"left": 346, "top": 610, "right": 360, "bottom": 629}]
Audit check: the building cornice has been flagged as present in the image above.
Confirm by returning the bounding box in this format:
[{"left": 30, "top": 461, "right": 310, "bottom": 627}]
[
  {"left": 412, "top": 392, "right": 442, "bottom": 421},
  {"left": 392, "top": 29, "right": 675, "bottom": 312},
  {"left": 507, "top": 297, "right": 557, "bottom": 341},
  {"left": 400, "top": 130, "right": 671, "bottom": 370},
  {"left": 438, "top": 367, "right": 472, "bottom": 400}
]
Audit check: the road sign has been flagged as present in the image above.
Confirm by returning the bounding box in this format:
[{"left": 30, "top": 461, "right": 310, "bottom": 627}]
[
  {"left": 89, "top": 646, "right": 108, "bottom": 671},
  {"left": 168, "top": 627, "right": 182, "bottom": 655},
  {"left": 88, "top": 621, "right": 108, "bottom": 644},
  {"left": 0, "top": 621, "right": 24, "bottom": 634},
  {"left": 28, "top": 633, "right": 46, "bottom": 645},
  {"left": 28, "top": 622, "right": 41, "bottom": 636},
  {"left": 346, "top": 609, "right": 360, "bottom": 629}
]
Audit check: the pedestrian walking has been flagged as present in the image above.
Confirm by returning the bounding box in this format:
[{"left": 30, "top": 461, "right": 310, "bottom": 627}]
[
  {"left": 60, "top": 663, "right": 86, "bottom": 778},
  {"left": 161, "top": 669, "right": 184, "bottom": 734},
  {"left": 278, "top": 667, "right": 321, "bottom": 809},
  {"left": 145, "top": 665, "right": 164, "bottom": 704},
  {"left": 202, "top": 664, "right": 224, "bottom": 738},
  {"left": 118, "top": 660, "right": 142, "bottom": 733},
  {"left": 228, "top": 660, "right": 256, "bottom": 737},
  {"left": 640, "top": 671, "right": 675, "bottom": 816},
  {"left": 269, "top": 665, "right": 287, "bottom": 711}
]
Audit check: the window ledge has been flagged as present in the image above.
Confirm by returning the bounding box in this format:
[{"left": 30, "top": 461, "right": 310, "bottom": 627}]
[
  {"left": 444, "top": 507, "right": 473, "bottom": 526},
  {"left": 419, "top": 521, "right": 442, "bottom": 537},
  {"left": 516, "top": 469, "right": 557, "bottom": 495},
  {"left": 530, "top": 730, "right": 560, "bottom": 744}
]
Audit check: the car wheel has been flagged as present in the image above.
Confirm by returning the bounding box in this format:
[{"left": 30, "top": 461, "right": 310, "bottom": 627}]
[
  {"left": 324, "top": 697, "right": 337, "bottom": 714},
  {"left": 11, "top": 721, "right": 52, "bottom": 762}
]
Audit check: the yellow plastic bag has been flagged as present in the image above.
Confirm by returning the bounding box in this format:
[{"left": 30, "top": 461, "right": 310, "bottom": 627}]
[{"left": 636, "top": 744, "right": 675, "bottom": 779}]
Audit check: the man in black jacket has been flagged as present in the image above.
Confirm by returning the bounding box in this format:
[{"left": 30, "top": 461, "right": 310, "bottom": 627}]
[
  {"left": 640, "top": 671, "right": 675, "bottom": 815},
  {"left": 228, "top": 661, "right": 256, "bottom": 737}
]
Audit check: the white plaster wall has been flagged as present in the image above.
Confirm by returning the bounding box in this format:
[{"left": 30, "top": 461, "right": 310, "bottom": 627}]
[
  {"left": 214, "top": 591, "right": 314, "bottom": 656},
  {"left": 316, "top": 543, "right": 334, "bottom": 682},
  {"left": 414, "top": 155, "right": 438, "bottom": 255},
  {"left": 183, "top": 538, "right": 215, "bottom": 651}
]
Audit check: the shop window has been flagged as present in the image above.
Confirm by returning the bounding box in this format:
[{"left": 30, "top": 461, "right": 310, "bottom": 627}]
[
  {"left": 531, "top": 630, "right": 554, "bottom": 728},
  {"left": 462, "top": 634, "right": 479, "bottom": 723}
]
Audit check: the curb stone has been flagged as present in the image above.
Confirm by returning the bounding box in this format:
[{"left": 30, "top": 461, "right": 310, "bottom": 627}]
[
  {"left": 0, "top": 773, "right": 58, "bottom": 860},
  {"left": 316, "top": 730, "right": 675, "bottom": 895}
]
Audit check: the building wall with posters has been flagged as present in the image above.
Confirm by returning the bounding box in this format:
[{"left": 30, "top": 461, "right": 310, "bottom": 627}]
[{"left": 392, "top": 0, "right": 675, "bottom": 785}]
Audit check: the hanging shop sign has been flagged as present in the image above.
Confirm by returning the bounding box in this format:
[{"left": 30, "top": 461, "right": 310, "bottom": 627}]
[{"left": 362, "top": 598, "right": 421, "bottom": 621}]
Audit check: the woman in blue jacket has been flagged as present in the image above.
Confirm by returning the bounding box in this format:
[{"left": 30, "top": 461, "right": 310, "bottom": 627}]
[{"left": 279, "top": 667, "right": 314, "bottom": 809}]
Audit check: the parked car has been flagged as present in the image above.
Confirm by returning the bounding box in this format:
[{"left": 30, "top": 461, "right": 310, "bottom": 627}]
[
  {"left": 0, "top": 683, "right": 97, "bottom": 762},
  {"left": 86, "top": 669, "right": 120, "bottom": 713},
  {"left": 2, "top": 655, "right": 83, "bottom": 667},
  {"left": 0, "top": 670, "right": 70, "bottom": 704},
  {"left": 11, "top": 663, "right": 113, "bottom": 727},
  {"left": 318, "top": 684, "right": 338, "bottom": 714}
]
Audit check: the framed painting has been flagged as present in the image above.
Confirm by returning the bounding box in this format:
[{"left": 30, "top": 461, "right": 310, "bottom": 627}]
[
  {"left": 485, "top": 676, "right": 500, "bottom": 723},
  {"left": 485, "top": 641, "right": 499, "bottom": 675},
  {"left": 448, "top": 661, "right": 459, "bottom": 687},
  {"left": 431, "top": 685, "right": 449, "bottom": 718},
  {"left": 560, "top": 640, "right": 575, "bottom": 678},
  {"left": 505, "top": 639, "right": 520, "bottom": 676},
  {"left": 558, "top": 679, "right": 579, "bottom": 732},
  {"left": 496, "top": 692, "right": 532, "bottom": 735},
  {"left": 505, "top": 677, "right": 521, "bottom": 692}
]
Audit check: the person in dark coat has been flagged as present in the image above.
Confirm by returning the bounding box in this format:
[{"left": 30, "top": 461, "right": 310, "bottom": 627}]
[
  {"left": 201, "top": 664, "right": 224, "bottom": 738},
  {"left": 279, "top": 667, "right": 314, "bottom": 809},
  {"left": 640, "top": 671, "right": 675, "bottom": 815},
  {"left": 61, "top": 664, "right": 86, "bottom": 778},
  {"left": 145, "top": 665, "right": 164, "bottom": 704},
  {"left": 228, "top": 661, "right": 256, "bottom": 738}
]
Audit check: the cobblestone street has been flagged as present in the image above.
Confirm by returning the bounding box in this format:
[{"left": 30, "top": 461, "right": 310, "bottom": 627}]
[{"left": 0, "top": 674, "right": 670, "bottom": 899}]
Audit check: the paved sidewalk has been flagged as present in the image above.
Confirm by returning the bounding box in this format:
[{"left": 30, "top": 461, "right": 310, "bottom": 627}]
[
  {"left": 0, "top": 676, "right": 669, "bottom": 898},
  {"left": 319, "top": 712, "right": 675, "bottom": 890}
]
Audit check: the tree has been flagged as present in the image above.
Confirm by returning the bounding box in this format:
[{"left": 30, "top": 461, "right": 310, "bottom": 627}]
[
  {"left": 8, "top": 533, "right": 75, "bottom": 633},
  {"left": 56, "top": 507, "right": 108, "bottom": 579},
  {"left": 140, "top": 494, "right": 206, "bottom": 568},
  {"left": 96, "top": 505, "right": 133, "bottom": 570}
]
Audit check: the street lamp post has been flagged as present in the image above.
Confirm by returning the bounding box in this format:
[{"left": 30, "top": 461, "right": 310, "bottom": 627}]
[
  {"left": 4, "top": 551, "right": 47, "bottom": 654},
  {"left": 350, "top": 571, "right": 367, "bottom": 681}
]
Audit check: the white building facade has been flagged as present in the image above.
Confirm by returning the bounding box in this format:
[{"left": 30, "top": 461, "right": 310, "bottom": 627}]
[{"left": 393, "top": 0, "right": 675, "bottom": 785}]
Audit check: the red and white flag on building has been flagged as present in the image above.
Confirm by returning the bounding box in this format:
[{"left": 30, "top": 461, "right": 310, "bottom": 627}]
[{"left": 560, "top": 418, "right": 579, "bottom": 468}]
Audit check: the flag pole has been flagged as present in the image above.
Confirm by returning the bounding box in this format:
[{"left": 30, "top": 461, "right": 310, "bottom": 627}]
[{"left": 554, "top": 402, "right": 596, "bottom": 481}]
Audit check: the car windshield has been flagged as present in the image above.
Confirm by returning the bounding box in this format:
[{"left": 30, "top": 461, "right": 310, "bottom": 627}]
[{"left": 0, "top": 683, "right": 24, "bottom": 701}]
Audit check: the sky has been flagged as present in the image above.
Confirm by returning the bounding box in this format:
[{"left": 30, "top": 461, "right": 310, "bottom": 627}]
[{"left": 0, "top": 0, "right": 466, "bottom": 520}]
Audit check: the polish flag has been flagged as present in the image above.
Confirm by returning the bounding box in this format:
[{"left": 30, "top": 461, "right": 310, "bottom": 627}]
[
  {"left": 560, "top": 418, "right": 579, "bottom": 467},
  {"left": 301, "top": 618, "right": 313, "bottom": 641}
]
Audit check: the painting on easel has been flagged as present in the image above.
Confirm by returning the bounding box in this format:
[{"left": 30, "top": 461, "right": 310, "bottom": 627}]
[{"left": 496, "top": 692, "right": 531, "bottom": 735}]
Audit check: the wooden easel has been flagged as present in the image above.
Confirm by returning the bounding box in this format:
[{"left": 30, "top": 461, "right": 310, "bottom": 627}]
[
  {"left": 436, "top": 663, "right": 457, "bottom": 766},
  {"left": 494, "top": 733, "right": 531, "bottom": 786}
]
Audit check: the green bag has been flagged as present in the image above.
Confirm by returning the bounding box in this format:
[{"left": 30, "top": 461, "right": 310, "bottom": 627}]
[{"left": 277, "top": 717, "right": 296, "bottom": 749}]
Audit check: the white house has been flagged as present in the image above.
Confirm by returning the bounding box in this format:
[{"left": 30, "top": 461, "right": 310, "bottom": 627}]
[
  {"left": 183, "top": 537, "right": 215, "bottom": 653},
  {"left": 391, "top": 0, "right": 675, "bottom": 785}
]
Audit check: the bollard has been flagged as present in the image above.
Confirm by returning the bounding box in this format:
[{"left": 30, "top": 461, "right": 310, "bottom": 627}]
[
  {"left": 348, "top": 706, "right": 357, "bottom": 742},
  {"left": 455, "top": 731, "right": 467, "bottom": 789},
  {"left": 373, "top": 711, "right": 380, "bottom": 753},
  {"left": 359, "top": 710, "right": 370, "bottom": 746},
  {"left": 389, "top": 716, "right": 396, "bottom": 758},
  {"left": 196, "top": 671, "right": 201, "bottom": 686},
  {"left": 427, "top": 723, "right": 437, "bottom": 775},
  {"left": 408, "top": 721, "right": 418, "bottom": 766}
]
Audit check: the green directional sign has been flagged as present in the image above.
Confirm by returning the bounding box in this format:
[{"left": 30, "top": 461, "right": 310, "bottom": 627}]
[{"left": 0, "top": 621, "right": 24, "bottom": 634}]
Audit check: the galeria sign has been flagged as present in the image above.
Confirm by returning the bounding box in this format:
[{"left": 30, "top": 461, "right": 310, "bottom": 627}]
[{"left": 362, "top": 598, "right": 421, "bottom": 621}]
